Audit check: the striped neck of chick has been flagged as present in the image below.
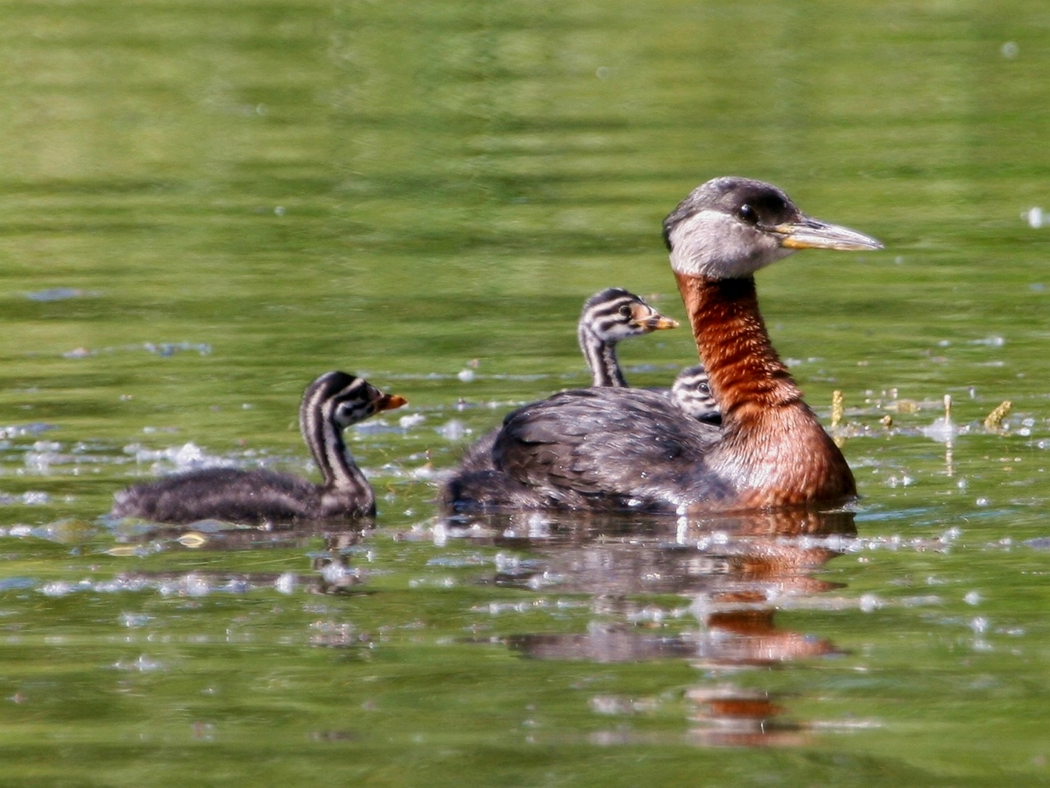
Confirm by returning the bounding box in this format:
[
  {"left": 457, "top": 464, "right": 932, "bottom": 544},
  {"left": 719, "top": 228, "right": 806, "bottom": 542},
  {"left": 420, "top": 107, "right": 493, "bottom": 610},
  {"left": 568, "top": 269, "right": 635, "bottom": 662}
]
[
  {"left": 299, "top": 372, "right": 404, "bottom": 509},
  {"left": 577, "top": 287, "right": 678, "bottom": 387}
]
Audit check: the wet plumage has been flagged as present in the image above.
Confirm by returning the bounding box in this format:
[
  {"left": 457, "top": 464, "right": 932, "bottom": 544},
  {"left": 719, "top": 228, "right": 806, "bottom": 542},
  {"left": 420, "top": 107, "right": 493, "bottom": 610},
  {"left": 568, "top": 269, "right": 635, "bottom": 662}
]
[
  {"left": 444, "top": 177, "right": 881, "bottom": 514},
  {"left": 112, "top": 372, "right": 406, "bottom": 524}
]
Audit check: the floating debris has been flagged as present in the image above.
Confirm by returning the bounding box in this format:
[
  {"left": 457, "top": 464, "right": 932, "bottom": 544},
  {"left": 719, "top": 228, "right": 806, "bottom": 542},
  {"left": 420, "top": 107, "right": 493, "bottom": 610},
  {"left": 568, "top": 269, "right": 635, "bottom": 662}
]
[
  {"left": 922, "top": 395, "right": 961, "bottom": 443},
  {"left": 983, "top": 400, "right": 1012, "bottom": 430},
  {"left": 830, "top": 390, "right": 845, "bottom": 429},
  {"left": 105, "top": 545, "right": 147, "bottom": 558},
  {"left": 176, "top": 532, "right": 208, "bottom": 549},
  {"left": 886, "top": 398, "right": 920, "bottom": 414}
]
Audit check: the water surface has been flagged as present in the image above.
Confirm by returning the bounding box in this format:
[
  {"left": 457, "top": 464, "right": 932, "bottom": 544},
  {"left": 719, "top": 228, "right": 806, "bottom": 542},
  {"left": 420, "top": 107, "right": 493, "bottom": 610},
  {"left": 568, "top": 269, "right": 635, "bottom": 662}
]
[{"left": 2, "top": 1, "right": 1050, "bottom": 785}]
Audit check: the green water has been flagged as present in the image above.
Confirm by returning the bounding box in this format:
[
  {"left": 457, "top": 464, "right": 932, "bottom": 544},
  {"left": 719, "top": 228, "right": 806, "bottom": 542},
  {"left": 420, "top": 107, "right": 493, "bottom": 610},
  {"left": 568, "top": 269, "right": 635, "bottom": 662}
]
[{"left": 2, "top": 0, "right": 1050, "bottom": 784}]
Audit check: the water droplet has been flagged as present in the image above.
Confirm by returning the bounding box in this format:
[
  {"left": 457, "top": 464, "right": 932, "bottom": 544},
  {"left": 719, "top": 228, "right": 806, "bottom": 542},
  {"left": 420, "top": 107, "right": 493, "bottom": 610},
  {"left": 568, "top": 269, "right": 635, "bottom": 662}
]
[
  {"left": 859, "top": 594, "right": 883, "bottom": 613},
  {"left": 274, "top": 573, "right": 296, "bottom": 595}
]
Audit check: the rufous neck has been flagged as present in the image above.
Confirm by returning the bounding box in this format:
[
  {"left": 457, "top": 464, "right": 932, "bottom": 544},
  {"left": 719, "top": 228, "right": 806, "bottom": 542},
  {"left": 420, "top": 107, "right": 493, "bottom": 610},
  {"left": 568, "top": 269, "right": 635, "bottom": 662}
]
[
  {"left": 673, "top": 273, "right": 802, "bottom": 417},
  {"left": 674, "top": 272, "right": 856, "bottom": 506}
]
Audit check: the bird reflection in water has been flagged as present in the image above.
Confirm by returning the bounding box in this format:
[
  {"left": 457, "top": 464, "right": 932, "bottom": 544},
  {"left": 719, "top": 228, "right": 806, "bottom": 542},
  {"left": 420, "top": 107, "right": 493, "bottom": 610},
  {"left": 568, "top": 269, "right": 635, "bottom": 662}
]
[
  {"left": 107, "top": 519, "right": 374, "bottom": 596},
  {"left": 444, "top": 506, "right": 855, "bottom": 748}
]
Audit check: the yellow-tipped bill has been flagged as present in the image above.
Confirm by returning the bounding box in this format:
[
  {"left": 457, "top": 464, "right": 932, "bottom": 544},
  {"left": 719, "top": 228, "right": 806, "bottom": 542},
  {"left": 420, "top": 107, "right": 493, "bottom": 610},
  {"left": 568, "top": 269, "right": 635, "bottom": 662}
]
[{"left": 774, "top": 218, "right": 883, "bottom": 251}]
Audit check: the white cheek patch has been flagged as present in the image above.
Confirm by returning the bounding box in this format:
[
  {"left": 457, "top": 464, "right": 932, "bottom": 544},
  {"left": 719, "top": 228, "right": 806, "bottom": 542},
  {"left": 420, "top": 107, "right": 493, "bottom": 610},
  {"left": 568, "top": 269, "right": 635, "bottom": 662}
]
[
  {"left": 667, "top": 211, "right": 727, "bottom": 277},
  {"left": 668, "top": 210, "right": 794, "bottom": 279}
]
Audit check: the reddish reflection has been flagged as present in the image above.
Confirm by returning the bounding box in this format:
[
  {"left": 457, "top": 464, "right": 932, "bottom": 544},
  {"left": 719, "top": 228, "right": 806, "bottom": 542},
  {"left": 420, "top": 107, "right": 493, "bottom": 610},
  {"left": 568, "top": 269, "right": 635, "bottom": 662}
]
[
  {"left": 687, "top": 686, "right": 808, "bottom": 748},
  {"left": 450, "top": 505, "right": 855, "bottom": 748}
]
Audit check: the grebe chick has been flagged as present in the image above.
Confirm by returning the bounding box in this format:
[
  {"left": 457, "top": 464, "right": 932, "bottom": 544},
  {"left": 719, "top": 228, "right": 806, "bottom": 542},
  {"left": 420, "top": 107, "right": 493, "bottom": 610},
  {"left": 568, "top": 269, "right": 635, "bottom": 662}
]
[
  {"left": 112, "top": 372, "right": 406, "bottom": 524},
  {"left": 581, "top": 289, "right": 721, "bottom": 424},
  {"left": 444, "top": 177, "right": 881, "bottom": 513},
  {"left": 452, "top": 287, "right": 678, "bottom": 477},
  {"left": 579, "top": 287, "right": 678, "bottom": 386},
  {"left": 670, "top": 364, "right": 721, "bottom": 425}
]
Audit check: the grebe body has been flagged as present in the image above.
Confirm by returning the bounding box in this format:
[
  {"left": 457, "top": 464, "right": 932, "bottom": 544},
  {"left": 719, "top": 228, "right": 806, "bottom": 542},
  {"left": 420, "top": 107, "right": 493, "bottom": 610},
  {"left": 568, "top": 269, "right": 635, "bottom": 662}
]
[
  {"left": 451, "top": 287, "right": 678, "bottom": 477},
  {"left": 112, "top": 372, "right": 406, "bottom": 524}
]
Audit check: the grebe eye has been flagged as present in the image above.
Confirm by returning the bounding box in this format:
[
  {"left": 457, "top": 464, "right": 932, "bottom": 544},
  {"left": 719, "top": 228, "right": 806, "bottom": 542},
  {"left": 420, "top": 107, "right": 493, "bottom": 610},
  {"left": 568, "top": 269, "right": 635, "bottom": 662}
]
[
  {"left": 738, "top": 204, "right": 757, "bottom": 224},
  {"left": 618, "top": 304, "right": 633, "bottom": 318},
  {"left": 697, "top": 382, "right": 710, "bottom": 395},
  {"left": 338, "top": 402, "right": 368, "bottom": 420}
]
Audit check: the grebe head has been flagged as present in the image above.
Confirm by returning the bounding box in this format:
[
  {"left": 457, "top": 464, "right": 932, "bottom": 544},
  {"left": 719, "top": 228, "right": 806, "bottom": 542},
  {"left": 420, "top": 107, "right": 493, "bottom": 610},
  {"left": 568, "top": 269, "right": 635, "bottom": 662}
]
[
  {"left": 580, "top": 287, "right": 679, "bottom": 344},
  {"left": 670, "top": 364, "right": 721, "bottom": 424},
  {"left": 303, "top": 372, "right": 407, "bottom": 433},
  {"left": 663, "top": 177, "right": 883, "bottom": 280}
]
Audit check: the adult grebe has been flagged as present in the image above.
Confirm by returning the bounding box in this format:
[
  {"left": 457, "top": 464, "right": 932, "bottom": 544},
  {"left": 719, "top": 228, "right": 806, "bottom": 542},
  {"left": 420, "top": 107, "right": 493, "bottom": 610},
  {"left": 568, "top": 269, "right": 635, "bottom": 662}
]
[
  {"left": 443, "top": 177, "right": 881, "bottom": 513},
  {"left": 112, "top": 372, "right": 406, "bottom": 524}
]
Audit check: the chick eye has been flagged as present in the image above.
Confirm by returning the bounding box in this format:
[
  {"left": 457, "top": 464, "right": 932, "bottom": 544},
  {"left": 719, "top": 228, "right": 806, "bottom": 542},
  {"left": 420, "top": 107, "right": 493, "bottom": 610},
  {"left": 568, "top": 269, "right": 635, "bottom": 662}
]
[
  {"left": 338, "top": 403, "right": 368, "bottom": 420},
  {"left": 738, "top": 204, "right": 758, "bottom": 224},
  {"left": 697, "top": 382, "right": 711, "bottom": 395},
  {"left": 618, "top": 304, "right": 633, "bottom": 318}
]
